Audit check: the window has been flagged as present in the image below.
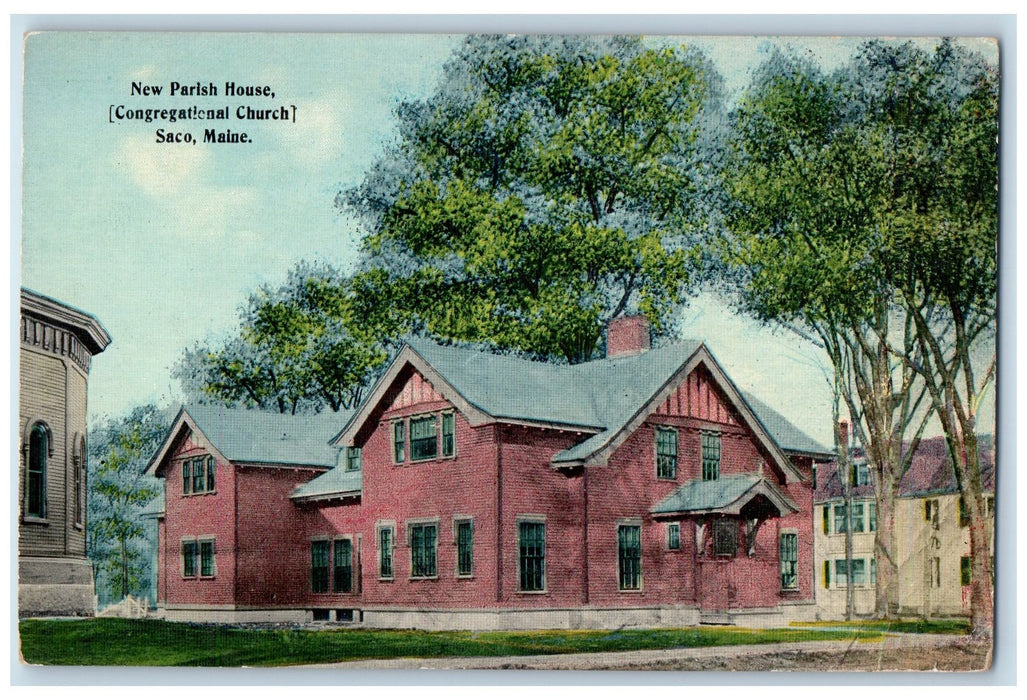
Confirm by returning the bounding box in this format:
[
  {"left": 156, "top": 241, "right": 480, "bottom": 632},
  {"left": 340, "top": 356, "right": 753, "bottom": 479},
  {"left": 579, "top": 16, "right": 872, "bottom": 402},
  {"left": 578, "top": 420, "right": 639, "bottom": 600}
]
[
  {"left": 182, "top": 541, "right": 198, "bottom": 578},
  {"left": 713, "top": 519, "right": 736, "bottom": 556},
  {"left": 206, "top": 456, "right": 215, "bottom": 492},
  {"left": 656, "top": 427, "right": 677, "bottom": 479},
  {"left": 378, "top": 525, "right": 395, "bottom": 579},
  {"left": 618, "top": 525, "right": 642, "bottom": 590},
  {"left": 346, "top": 447, "right": 361, "bottom": 472},
  {"left": 667, "top": 523, "right": 681, "bottom": 551},
  {"left": 959, "top": 496, "right": 970, "bottom": 527},
  {"left": 702, "top": 432, "right": 721, "bottom": 481},
  {"left": 925, "top": 499, "right": 940, "bottom": 529},
  {"left": 74, "top": 436, "right": 85, "bottom": 526},
  {"left": 192, "top": 457, "right": 206, "bottom": 493},
  {"left": 850, "top": 558, "right": 866, "bottom": 586},
  {"left": 834, "top": 559, "right": 848, "bottom": 587},
  {"left": 409, "top": 522, "right": 437, "bottom": 578},
  {"left": 779, "top": 533, "right": 798, "bottom": 589},
  {"left": 442, "top": 413, "right": 455, "bottom": 457},
  {"left": 851, "top": 503, "right": 865, "bottom": 533},
  {"left": 961, "top": 556, "right": 972, "bottom": 586},
  {"left": 870, "top": 558, "right": 877, "bottom": 585},
  {"left": 931, "top": 556, "right": 941, "bottom": 588},
  {"left": 850, "top": 462, "right": 869, "bottom": 487},
  {"left": 27, "top": 423, "right": 48, "bottom": 518},
  {"left": 410, "top": 416, "right": 438, "bottom": 461},
  {"left": 868, "top": 502, "right": 877, "bottom": 532},
  {"left": 456, "top": 520, "right": 473, "bottom": 577},
  {"left": 183, "top": 456, "right": 215, "bottom": 495},
  {"left": 985, "top": 496, "right": 995, "bottom": 517},
  {"left": 518, "top": 521, "right": 546, "bottom": 592},
  {"left": 334, "top": 539, "right": 353, "bottom": 593},
  {"left": 822, "top": 505, "right": 830, "bottom": 534},
  {"left": 833, "top": 503, "right": 848, "bottom": 534},
  {"left": 200, "top": 540, "right": 215, "bottom": 577},
  {"left": 393, "top": 422, "right": 405, "bottom": 463},
  {"left": 311, "top": 540, "right": 329, "bottom": 593}
]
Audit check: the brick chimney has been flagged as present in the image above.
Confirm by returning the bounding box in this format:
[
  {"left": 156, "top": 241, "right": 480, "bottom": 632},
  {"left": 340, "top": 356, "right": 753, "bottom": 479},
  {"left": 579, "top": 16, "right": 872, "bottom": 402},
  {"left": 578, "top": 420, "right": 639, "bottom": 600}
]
[{"left": 606, "top": 315, "right": 651, "bottom": 358}]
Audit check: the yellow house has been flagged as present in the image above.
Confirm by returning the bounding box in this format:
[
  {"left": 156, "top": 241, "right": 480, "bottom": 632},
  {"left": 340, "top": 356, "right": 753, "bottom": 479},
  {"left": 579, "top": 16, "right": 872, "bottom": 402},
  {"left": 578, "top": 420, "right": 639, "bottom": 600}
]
[{"left": 814, "top": 436, "right": 994, "bottom": 620}]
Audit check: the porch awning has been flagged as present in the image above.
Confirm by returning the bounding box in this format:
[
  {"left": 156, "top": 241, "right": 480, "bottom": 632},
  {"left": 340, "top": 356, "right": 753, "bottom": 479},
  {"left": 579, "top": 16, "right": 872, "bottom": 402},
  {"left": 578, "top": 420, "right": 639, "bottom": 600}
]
[{"left": 651, "top": 472, "right": 798, "bottom": 517}]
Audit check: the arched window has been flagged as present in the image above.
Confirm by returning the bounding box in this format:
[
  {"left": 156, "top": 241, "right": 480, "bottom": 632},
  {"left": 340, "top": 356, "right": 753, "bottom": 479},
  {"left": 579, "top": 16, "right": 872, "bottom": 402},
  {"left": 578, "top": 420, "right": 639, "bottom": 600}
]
[{"left": 27, "top": 423, "right": 48, "bottom": 518}]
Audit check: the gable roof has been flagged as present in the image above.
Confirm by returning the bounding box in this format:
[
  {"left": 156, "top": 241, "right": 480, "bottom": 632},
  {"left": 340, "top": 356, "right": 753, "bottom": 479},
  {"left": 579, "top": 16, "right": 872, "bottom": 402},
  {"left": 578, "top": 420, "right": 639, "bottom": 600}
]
[
  {"left": 334, "top": 337, "right": 827, "bottom": 481},
  {"left": 146, "top": 403, "right": 347, "bottom": 476},
  {"left": 813, "top": 435, "right": 995, "bottom": 502},
  {"left": 651, "top": 472, "right": 799, "bottom": 517}
]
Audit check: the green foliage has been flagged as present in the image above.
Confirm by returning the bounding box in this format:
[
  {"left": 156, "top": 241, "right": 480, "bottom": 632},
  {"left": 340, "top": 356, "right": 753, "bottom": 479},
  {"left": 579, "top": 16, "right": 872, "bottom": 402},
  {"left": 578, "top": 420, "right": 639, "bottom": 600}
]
[
  {"left": 87, "top": 405, "right": 169, "bottom": 606},
  {"left": 174, "top": 261, "right": 391, "bottom": 414},
  {"left": 19, "top": 618, "right": 883, "bottom": 666},
  {"left": 344, "top": 35, "right": 721, "bottom": 363}
]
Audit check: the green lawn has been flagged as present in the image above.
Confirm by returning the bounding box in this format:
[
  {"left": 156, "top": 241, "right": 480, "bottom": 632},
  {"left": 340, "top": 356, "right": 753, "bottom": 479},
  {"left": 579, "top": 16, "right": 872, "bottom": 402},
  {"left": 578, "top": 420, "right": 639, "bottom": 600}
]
[
  {"left": 19, "top": 618, "right": 886, "bottom": 667},
  {"left": 792, "top": 618, "right": 972, "bottom": 635}
]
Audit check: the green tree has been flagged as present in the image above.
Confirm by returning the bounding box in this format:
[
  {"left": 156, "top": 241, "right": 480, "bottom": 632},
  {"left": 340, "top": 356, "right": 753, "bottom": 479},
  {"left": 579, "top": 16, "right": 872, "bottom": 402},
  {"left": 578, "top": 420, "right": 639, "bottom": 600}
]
[
  {"left": 87, "top": 405, "right": 168, "bottom": 605},
  {"left": 175, "top": 261, "right": 391, "bottom": 414},
  {"left": 723, "top": 40, "right": 995, "bottom": 630},
  {"left": 873, "top": 41, "right": 998, "bottom": 637},
  {"left": 342, "top": 35, "right": 721, "bottom": 363}
]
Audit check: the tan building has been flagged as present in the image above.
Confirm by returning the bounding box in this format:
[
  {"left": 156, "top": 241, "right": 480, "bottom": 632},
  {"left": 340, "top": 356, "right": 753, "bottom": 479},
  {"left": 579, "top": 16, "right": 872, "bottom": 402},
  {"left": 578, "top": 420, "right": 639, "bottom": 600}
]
[
  {"left": 893, "top": 437, "right": 995, "bottom": 617},
  {"left": 19, "top": 288, "right": 111, "bottom": 617},
  {"left": 813, "top": 436, "right": 994, "bottom": 620}
]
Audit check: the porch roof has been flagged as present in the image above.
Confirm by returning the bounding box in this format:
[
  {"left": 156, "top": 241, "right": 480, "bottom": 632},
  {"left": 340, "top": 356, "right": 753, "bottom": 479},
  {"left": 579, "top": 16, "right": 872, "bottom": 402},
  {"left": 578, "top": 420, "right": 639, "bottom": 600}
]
[{"left": 651, "top": 472, "right": 799, "bottom": 517}]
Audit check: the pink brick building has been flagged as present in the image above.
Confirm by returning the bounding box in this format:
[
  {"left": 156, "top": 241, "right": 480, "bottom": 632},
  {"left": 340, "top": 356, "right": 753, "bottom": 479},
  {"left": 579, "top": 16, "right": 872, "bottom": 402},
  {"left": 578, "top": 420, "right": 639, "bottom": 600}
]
[{"left": 146, "top": 321, "right": 829, "bottom": 628}]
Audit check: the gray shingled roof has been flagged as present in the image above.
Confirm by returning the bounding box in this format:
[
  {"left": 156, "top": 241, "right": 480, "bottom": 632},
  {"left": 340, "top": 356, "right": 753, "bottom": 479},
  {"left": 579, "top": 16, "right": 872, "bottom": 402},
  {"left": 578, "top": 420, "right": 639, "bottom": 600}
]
[
  {"left": 651, "top": 472, "right": 799, "bottom": 516},
  {"left": 292, "top": 465, "right": 363, "bottom": 500},
  {"left": 743, "top": 393, "right": 832, "bottom": 457},
  {"left": 182, "top": 403, "right": 347, "bottom": 468},
  {"left": 405, "top": 338, "right": 828, "bottom": 463}
]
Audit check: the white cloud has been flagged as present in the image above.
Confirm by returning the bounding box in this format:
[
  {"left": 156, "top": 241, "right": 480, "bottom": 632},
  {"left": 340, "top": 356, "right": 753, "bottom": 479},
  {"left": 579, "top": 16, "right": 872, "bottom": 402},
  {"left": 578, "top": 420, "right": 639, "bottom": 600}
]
[
  {"left": 115, "top": 133, "right": 210, "bottom": 197},
  {"left": 278, "top": 97, "right": 346, "bottom": 167}
]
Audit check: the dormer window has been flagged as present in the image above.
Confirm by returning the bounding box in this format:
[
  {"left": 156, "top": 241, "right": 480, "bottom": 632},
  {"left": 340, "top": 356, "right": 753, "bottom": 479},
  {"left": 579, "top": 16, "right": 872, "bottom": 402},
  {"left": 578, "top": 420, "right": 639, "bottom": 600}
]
[{"left": 346, "top": 446, "right": 362, "bottom": 472}]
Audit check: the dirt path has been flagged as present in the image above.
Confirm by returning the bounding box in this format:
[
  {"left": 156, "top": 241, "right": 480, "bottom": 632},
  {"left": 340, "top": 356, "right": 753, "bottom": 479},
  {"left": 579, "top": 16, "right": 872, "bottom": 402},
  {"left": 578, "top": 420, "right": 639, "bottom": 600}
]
[{"left": 310, "top": 633, "right": 991, "bottom": 671}]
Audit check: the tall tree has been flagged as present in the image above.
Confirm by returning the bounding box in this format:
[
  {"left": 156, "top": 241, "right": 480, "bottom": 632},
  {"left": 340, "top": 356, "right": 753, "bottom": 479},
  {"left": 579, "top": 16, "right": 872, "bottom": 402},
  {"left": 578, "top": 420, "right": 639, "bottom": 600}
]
[
  {"left": 174, "top": 261, "right": 391, "bottom": 414},
  {"left": 871, "top": 40, "right": 999, "bottom": 637},
  {"left": 721, "top": 42, "right": 993, "bottom": 622},
  {"left": 342, "top": 34, "right": 722, "bottom": 363},
  {"left": 87, "top": 404, "right": 168, "bottom": 606}
]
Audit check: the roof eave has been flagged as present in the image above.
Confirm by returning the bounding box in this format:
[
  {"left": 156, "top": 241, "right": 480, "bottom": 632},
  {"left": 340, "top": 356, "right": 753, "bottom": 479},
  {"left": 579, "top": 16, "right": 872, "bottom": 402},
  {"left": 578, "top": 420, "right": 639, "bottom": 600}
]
[{"left": 291, "top": 489, "right": 362, "bottom": 504}]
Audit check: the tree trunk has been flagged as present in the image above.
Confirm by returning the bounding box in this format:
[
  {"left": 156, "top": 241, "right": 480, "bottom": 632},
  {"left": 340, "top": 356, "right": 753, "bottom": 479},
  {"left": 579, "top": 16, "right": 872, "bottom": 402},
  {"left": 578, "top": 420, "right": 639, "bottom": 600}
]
[{"left": 960, "top": 431, "right": 993, "bottom": 638}]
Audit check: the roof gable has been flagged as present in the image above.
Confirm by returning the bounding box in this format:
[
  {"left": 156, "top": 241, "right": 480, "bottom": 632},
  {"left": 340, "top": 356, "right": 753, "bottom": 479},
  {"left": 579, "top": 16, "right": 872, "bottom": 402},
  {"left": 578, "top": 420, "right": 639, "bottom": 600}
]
[
  {"left": 333, "top": 338, "right": 825, "bottom": 482},
  {"left": 651, "top": 472, "right": 800, "bottom": 516},
  {"left": 147, "top": 404, "right": 345, "bottom": 476}
]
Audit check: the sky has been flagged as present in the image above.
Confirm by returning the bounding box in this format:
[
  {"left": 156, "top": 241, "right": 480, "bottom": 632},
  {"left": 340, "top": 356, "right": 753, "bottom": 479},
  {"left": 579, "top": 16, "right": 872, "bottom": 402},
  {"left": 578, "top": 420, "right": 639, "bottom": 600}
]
[{"left": 18, "top": 32, "right": 999, "bottom": 448}]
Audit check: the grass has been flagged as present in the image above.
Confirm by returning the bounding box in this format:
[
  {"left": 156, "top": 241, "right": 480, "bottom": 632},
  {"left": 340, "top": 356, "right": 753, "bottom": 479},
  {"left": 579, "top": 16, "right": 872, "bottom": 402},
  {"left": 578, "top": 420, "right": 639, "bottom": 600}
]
[
  {"left": 19, "top": 618, "right": 886, "bottom": 667},
  {"left": 792, "top": 618, "right": 972, "bottom": 635}
]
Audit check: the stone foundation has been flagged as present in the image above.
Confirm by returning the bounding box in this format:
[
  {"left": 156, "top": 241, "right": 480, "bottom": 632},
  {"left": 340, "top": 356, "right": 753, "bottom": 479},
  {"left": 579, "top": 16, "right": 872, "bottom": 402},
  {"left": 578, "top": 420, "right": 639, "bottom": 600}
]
[{"left": 19, "top": 556, "right": 96, "bottom": 617}]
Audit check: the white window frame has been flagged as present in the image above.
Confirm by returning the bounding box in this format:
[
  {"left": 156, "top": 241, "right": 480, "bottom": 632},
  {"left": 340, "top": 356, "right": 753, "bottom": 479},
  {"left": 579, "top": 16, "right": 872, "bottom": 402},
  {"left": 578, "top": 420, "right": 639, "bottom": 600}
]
[{"left": 666, "top": 522, "right": 681, "bottom": 551}]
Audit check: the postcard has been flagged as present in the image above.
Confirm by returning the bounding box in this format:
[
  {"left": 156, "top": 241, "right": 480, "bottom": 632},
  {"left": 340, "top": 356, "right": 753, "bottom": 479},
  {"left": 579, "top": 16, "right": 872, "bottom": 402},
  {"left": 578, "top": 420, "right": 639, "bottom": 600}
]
[{"left": 16, "top": 28, "right": 998, "bottom": 673}]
